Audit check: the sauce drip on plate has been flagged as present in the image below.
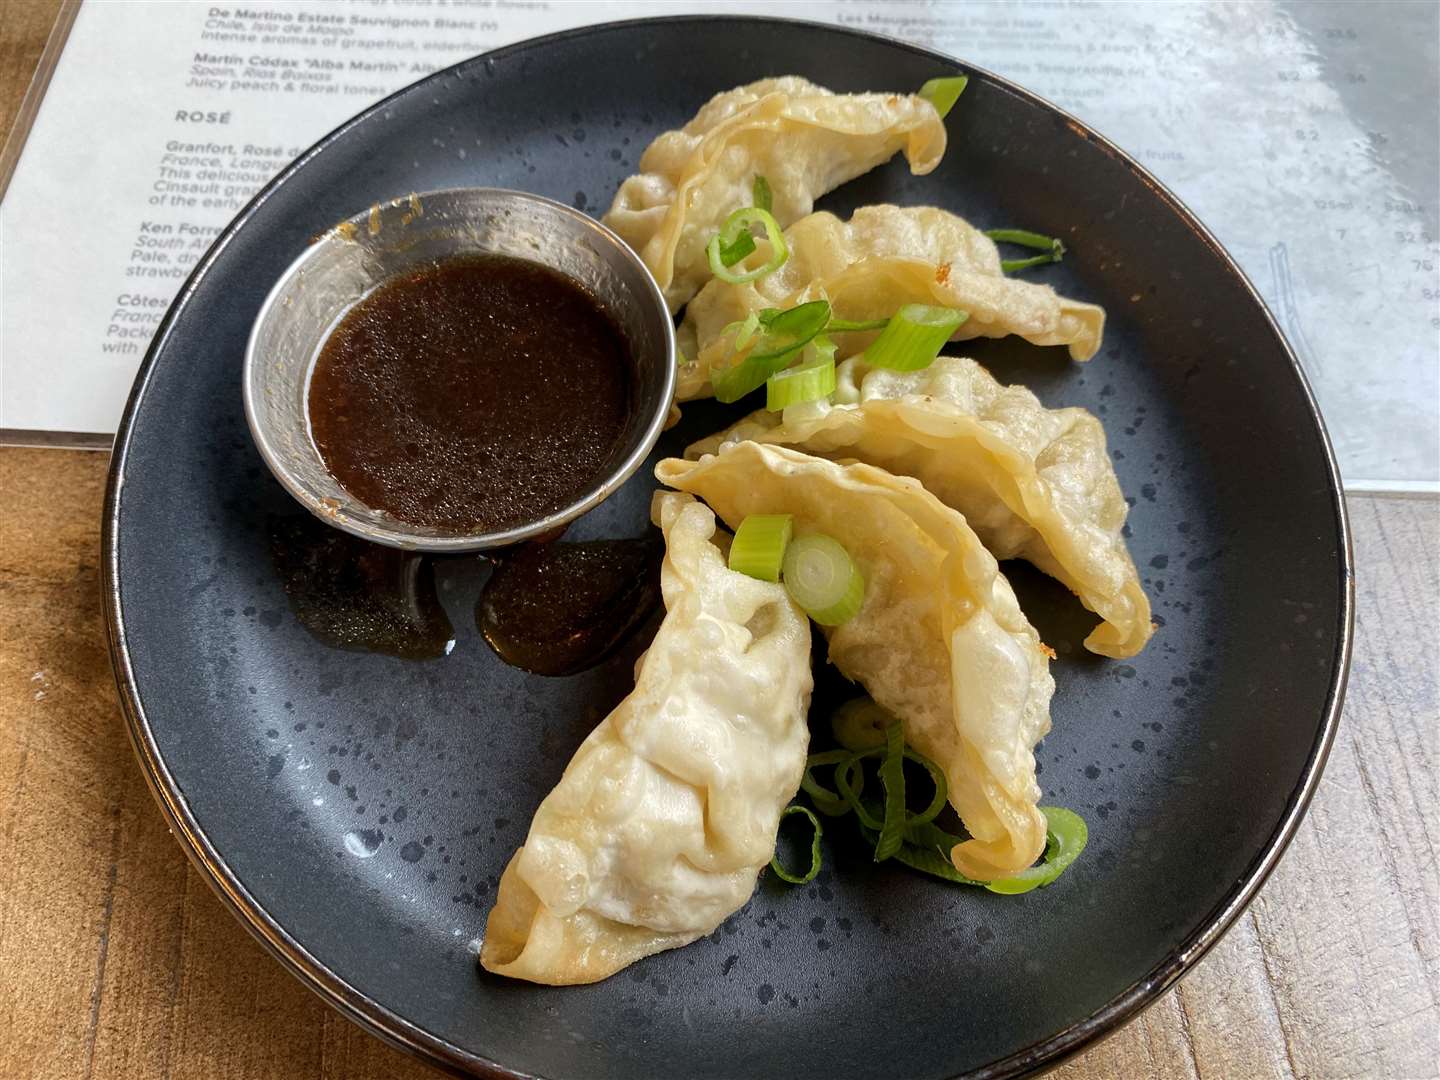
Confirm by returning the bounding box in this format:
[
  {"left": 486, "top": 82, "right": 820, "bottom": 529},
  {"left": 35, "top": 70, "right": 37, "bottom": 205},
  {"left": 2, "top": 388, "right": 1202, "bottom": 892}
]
[
  {"left": 268, "top": 514, "right": 455, "bottom": 660},
  {"left": 307, "top": 254, "right": 635, "bottom": 533},
  {"left": 477, "top": 536, "right": 663, "bottom": 676},
  {"left": 269, "top": 514, "right": 663, "bottom": 675}
]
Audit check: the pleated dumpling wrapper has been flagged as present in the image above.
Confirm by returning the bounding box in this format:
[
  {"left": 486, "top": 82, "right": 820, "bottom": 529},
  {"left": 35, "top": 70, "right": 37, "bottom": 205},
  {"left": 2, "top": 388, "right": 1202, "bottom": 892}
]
[
  {"left": 603, "top": 78, "right": 947, "bottom": 313},
  {"left": 689, "top": 356, "right": 1152, "bottom": 658},
  {"left": 480, "top": 492, "right": 813, "bottom": 985},
  {"left": 676, "top": 205, "right": 1105, "bottom": 401},
  {"left": 657, "top": 443, "right": 1053, "bottom": 880}
]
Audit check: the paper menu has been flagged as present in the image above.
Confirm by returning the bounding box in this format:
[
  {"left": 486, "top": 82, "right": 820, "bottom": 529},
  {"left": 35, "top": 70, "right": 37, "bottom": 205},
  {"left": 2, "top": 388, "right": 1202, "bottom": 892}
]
[{"left": 1, "top": 1, "right": 1435, "bottom": 491}]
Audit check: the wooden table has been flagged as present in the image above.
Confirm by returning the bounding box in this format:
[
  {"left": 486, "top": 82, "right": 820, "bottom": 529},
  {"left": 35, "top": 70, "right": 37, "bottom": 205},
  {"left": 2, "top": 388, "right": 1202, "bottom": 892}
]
[{"left": 1, "top": 4, "right": 1436, "bottom": 1077}]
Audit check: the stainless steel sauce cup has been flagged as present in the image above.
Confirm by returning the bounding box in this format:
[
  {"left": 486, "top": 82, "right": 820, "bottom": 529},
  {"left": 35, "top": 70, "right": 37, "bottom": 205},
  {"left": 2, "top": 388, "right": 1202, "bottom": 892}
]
[{"left": 243, "top": 187, "right": 675, "bottom": 552}]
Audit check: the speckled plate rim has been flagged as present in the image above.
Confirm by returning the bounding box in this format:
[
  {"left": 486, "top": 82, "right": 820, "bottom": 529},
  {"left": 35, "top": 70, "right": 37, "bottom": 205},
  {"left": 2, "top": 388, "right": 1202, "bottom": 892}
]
[{"left": 101, "top": 15, "right": 1355, "bottom": 1080}]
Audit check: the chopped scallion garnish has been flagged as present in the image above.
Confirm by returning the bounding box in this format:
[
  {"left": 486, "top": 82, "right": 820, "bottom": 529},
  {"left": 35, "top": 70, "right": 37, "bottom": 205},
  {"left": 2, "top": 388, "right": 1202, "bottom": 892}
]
[
  {"left": 720, "top": 311, "right": 762, "bottom": 351},
  {"left": 800, "top": 749, "right": 854, "bottom": 817},
  {"left": 706, "top": 206, "right": 789, "bottom": 285},
  {"left": 834, "top": 749, "right": 884, "bottom": 831},
  {"left": 918, "top": 74, "right": 969, "bottom": 119},
  {"left": 982, "top": 808, "right": 1089, "bottom": 895},
  {"left": 709, "top": 300, "right": 831, "bottom": 403},
  {"left": 717, "top": 230, "right": 757, "bottom": 268},
  {"left": 825, "top": 315, "right": 891, "bottom": 333},
  {"left": 782, "top": 533, "right": 864, "bottom": 625},
  {"left": 998, "top": 253, "right": 1060, "bottom": 273},
  {"left": 890, "top": 838, "right": 983, "bottom": 884},
  {"left": 766, "top": 336, "right": 836, "bottom": 411},
  {"left": 985, "top": 228, "right": 1067, "bottom": 274},
  {"left": 874, "top": 723, "right": 907, "bottom": 862},
  {"left": 727, "top": 514, "right": 793, "bottom": 582},
  {"left": 862, "top": 303, "right": 967, "bottom": 371},
  {"left": 752, "top": 174, "right": 773, "bottom": 213},
  {"left": 769, "top": 804, "right": 823, "bottom": 884},
  {"left": 771, "top": 716, "right": 1087, "bottom": 892},
  {"left": 984, "top": 228, "right": 1061, "bottom": 250}
]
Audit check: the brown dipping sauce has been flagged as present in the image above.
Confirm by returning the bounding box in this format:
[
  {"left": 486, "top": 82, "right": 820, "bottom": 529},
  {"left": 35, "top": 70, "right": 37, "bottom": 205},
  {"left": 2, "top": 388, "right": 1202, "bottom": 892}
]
[
  {"left": 268, "top": 513, "right": 455, "bottom": 660},
  {"left": 477, "top": 536, "right": 663, "bottom": 676},
  {"left": 308, "top": 254, "right": 635, "bottom": 532}
]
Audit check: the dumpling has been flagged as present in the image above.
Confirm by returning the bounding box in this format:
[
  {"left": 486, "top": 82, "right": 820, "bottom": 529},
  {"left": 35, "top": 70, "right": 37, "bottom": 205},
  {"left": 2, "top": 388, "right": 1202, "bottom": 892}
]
[
  {"left": 603, "top": 78, "right": 947, "bottom": 313},
  {"left": 480, "top": 492, "right": 813, "bottom": 985},
  {"left": 657, "top": 442, "right": 1052, "bottom": 880},
  {"left": 676, "top": 205, "right": 1104, "bottom": 401},
  {"left": 688, "top": 356, "right": 1152, "bottom": 658}
]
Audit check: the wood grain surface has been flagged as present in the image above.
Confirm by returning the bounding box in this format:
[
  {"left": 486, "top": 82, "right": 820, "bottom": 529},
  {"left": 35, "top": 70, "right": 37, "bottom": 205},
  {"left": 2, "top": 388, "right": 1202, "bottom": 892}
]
[{"left": 1, "top": 4, "right": 1437, "bottom": 1078}]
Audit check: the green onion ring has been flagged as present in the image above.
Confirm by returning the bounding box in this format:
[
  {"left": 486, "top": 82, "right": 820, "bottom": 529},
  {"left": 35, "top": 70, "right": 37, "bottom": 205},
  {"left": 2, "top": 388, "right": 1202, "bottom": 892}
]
[
  {"left": 781, "top": 531, "right": 865, "bottom": 625},
  {"left": 825, "top": 315, "right": 892, "bottom": 333},
  {"left": 706, "top": 206, "right": 788, "bottom": 285},
  {"left": 718, "top": 311, "right": 762, "bottom": 351},
  {"left": 893, "top": 840, "right": 984, "bottom": 885},
  {"left": 751, "top": 174, "right": 773, "bottom": 213},
  {"left": 800, "top": 749, "right": 854, "bottom": 817},
  {"left": 984, "top": 807, "right": 1089, "bottom": 895},
  {"left": 710, "top": 300, "right": 831, "bottom": 404},
  {"left": 862, "top": 303, "right": 968, "bottom": 372},
  {"left": 766, "top": 336, "right": 836, "bottom": 411},
  {"left": 905, "top": 752, "right": 949, "bottom": 828},
  {"left": 918, "top": 75, "right": 969, "bottom": 119},
  {"left": 904, "top": 818, "right": 965, "bottom": 854},
  {"left": 727, "top": 514, "right": 793, "bottom": 583},
  {"left": 873, "top": 723, "right": 907, "bottom": 861},
  {"left": 985, "top": 228, "right": 1066, "bottom": 275},
  {"left": 774, "top": 724, "right": 1087, "bottom": 895},
  {"left": 769, "top": 804, "right": 823, "bottom": 885},
  {"left": 835, "top": 748, "right": 884, "bottom": 831}
]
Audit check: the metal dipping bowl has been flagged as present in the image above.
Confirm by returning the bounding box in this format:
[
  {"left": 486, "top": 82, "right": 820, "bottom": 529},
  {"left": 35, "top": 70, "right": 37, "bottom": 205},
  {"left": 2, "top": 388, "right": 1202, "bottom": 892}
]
[{"left": 242, "top": 187, "right": 675, "bottom": 552}]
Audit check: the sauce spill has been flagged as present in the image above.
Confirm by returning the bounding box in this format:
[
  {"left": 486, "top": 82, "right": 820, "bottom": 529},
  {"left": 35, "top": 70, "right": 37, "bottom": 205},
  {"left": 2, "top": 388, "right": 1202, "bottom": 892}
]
[
  {"left": 269, "top": 514, "right": 455, "bottom": 660},
  {"left": 307, "top": 253, "right": 635, "bottom": 533},
  {"left": 477, "top": 536, "right": 663, "bottom": 676},
  {"left": 269, "top": 514, "right": 664, "bottom": 674}
]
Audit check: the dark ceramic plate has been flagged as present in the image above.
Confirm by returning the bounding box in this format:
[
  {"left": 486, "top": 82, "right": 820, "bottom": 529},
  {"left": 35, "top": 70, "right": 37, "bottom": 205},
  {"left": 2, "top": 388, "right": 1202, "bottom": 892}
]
[{"left": 103, "top": 16, "right": 1352, "bottom": 1080}]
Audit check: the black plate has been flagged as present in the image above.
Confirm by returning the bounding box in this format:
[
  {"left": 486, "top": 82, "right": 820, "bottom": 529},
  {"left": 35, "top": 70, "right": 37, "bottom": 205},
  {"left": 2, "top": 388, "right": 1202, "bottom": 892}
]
[{"left": 103, "top": 16, "right": 1352, "bottom": 1080}]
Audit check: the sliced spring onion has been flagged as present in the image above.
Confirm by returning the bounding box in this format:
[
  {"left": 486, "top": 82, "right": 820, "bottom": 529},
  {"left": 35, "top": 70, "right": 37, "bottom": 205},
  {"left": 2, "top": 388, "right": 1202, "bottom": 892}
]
[
  {"left": 717, "top": 230, "right": 757, "bottom": 268},
  {"left": 773, "top": 718, "right": 1089, "bottom": 893},
  {"left": 769, "top": 804, "right": 823, "bottom": 885},
  {"left": 904, "top": 754, "right": 949, "bottom": 829},
  {"left": 834, "top": 749, "right": 884, "bottom": 831},
  {"left": 862, "top": 303, "right": 967, "bottom": 371},
  {"left": 984, "top": 228, "right": 1062, "bottom": 250},
  {"left": 719, "top": 311, "right": 762, "bottom": 351},
  {"left": 750, "top": 302, "right": 831, "bottom": 358},
  {"left": 727, "top": 514, "right": 793, "bottom": 582},
  {"left": 766, "top": 336, "right": 836, "bottom": 411},
  {"left": 904, "top": 817, "right": 965, "bottom": 854},
  {"left": 830, "top": 697, "right": 896, "bottom": 751},
  {"left": 710, "top": 300, "right": 831, "bottom": 403},
  {"left": 891, "top": 838, "right": 984, "bottom": 885},
  {"left": 800, "top": 749, "right": 855, "bottom": 817},
  {"left": 825, "top": 315, "right": 891, "bottom": 333},
  {"left": 985, "top": 228, "right": 1067, "bottom": 274},
  {"left": 782, "top": 532, "right": 865, "bottom": 625},
  {"left": 706, "top": 206, "right": 788, "bottom": 284},
  {"left": 998, "top": 253, "right": 1061, "bottom": 274},
  {"left": 984, "top": 807, "right": 1089, "bottom": 895},
  {"left": 752, "top": 174, "right": 773, "bottom": 213},
  {"left": 710, "top": 351, "right": 792, "bottom": 404},
  {"left": 918, "top": 74, "right": 969, "bottom": 119},
  {"left": 874, "top": 723, "right": 907, "bottom": 862}
]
